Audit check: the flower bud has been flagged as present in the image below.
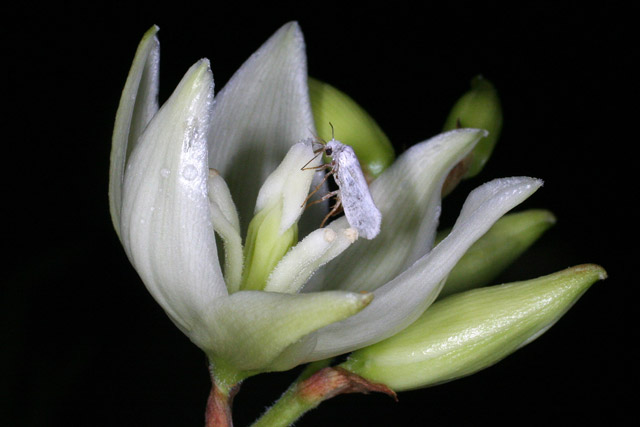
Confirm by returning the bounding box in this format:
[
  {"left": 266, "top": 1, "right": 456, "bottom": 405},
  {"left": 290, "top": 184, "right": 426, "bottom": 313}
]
[
  {"left": 443, "top": 75, "right": 502, "bottom": 178},
  {"left": 308, "top": 77, "right": 395, "bottom": 181},
  {"left": 341, "top": 265, "right": 606, "bottom": 391}
]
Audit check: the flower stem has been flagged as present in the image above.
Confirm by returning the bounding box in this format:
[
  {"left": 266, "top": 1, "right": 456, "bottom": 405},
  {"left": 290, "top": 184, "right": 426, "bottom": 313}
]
[
  {"left": 252, "top": 361, "right": 396, "bottom": 427},
  {"left": 205, "top": 359, "right": 248, "bottom": 427},
  {"left": 205, "top": 381, "right": 239, "bottom": 427}
]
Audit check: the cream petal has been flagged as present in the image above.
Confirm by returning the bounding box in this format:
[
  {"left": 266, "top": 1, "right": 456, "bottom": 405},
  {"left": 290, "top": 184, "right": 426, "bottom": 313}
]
[
  {"left": 109, "top": 26, "right": 160, "bottom": 237},
  {"left": 254, "top": 140, "right": 320, "bottom": 233},
  {"left": 120, "top": 60, "right": 226, "bottom": 334},
  {"left": 265, "top": 227, "right": 358, "bottom": 294}
]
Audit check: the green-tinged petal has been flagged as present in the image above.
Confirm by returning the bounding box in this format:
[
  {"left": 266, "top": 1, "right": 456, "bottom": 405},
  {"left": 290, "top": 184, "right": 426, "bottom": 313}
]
[
  {"left": 120, "top": 60, "right": 226, "bottom": 334},
  {"left": 343, "top": 265, "right": 606, "bottom": 391},
  {"left": 110, "top": 25, "right": 160, "bottom": 237},
  {"left": 308, "top": 77, "right": 395, "bottom": 180},
  {"left": 241, "top": 141, "right": 322, "bottom": 291},
  {"left": 193, "top": 290, "right": 374, "bottom": 371},
  {"left": 208, "top": 169, "right": 243, "bottom": 293},
  {"left": 306, "top": 177, "right": 542, "bottom": 360},
  {"left": 241, "top": 201, "right": 298, "bottom": 291},
  {"left": 443, "top": 75, "right": 502, "bottom": 179},
  {"left": 254, "top": 141, "right": 320, "bottom": 233},
  {"left": 438, "top": 209, "right": 556, "bottom": 298},
  {"left": 265, "top": 227, "right": 359, "bottom": 294},
  {"left": 206, "top": 22, "right": 315, "bottom": 231},
  {"left": 306, "top": 129, "right": 485, "bottom": 293}
]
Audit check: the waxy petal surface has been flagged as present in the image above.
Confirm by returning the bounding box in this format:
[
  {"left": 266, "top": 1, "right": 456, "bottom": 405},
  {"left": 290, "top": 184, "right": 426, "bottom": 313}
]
[
  {"left": 120, "top": 61, "right": 225, "bottom": 334},
  {"left": 206, "top": 22, "right": 315, "bottom": 231}
]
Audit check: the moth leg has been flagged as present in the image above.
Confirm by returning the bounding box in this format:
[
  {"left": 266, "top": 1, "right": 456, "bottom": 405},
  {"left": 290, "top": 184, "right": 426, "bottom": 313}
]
[
  {"left": 320, "top": 194, "right": 343, "bottom": 228},
  {"left": 301, "top": 151, "right": 329, "bottom": 171},
  {"left": 304, "top": 188, "right": 339, "bottom": 211},
  {"left": 301, "top": 170, "right": 334, "bottom": 208}
]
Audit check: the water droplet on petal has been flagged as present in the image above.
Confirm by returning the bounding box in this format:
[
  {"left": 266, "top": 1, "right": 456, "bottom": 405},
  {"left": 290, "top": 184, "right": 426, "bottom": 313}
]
[{"left": 160, "top": 168, "right": 171, "bottom": 178}]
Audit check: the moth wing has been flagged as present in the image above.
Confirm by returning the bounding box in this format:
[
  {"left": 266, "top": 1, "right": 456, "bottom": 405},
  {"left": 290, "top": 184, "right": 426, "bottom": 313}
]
[{"left": 334, "top": 150, "right": 381, "bottom": 239}]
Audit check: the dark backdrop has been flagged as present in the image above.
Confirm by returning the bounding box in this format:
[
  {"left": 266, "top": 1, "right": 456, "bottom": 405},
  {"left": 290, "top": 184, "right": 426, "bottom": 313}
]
[{"left": 4, "top": 3, "right": 633, "bottom": 426}]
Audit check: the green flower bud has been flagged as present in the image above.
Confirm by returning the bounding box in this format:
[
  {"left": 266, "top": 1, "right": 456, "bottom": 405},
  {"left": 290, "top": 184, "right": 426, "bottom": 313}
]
[
  {"left": 438, "top": 209, "right": 556, "bottom": 298},
  {"left": 443, "top": 75, "right": 503, "bottom": 178},
  {"left": 240, "top": 202, "right": 298, "bottom": 291},
  {"left": 308, "top": 77, "right": 395, "bottom": 181},
  {"left": 341, "top": 264, "right": 606, "bottom": 391}
]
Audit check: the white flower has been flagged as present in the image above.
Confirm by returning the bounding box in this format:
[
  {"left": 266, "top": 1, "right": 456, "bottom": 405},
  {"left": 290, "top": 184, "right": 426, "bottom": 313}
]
[{"left": 109, "top": 22, "right": 541, "bottom": 374}]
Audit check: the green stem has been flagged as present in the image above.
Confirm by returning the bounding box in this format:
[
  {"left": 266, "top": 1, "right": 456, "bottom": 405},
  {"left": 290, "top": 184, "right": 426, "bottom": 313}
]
[
  {"left": 252, "top": 360, "right": 395, "bottom": 427},
  {"left": 252, "top": 360, "right": 331, "bottom": 427},
  {"left": 205, "top": 358, "right": 251, "bottom": 427}
]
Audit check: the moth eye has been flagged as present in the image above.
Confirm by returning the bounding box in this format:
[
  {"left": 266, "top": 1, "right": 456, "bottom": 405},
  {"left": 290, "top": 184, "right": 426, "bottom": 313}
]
[{"left": 325, "top": 147, "right": 333, "bottom": 156}]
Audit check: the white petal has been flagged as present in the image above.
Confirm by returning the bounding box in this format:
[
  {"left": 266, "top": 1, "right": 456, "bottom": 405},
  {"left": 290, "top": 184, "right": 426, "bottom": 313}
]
[
  {"left": 208, "top": 170, "right": 243, "bottom": 293},
  {"left": 306, "top": 177, "right": 543, "bottom": 360},
  {"left": 206, "top": 22, "right": 315, "bottom": 231},
  {"left": 265, "top": 227, "right": 358, "bottom": 294},
  {"left": 305, "top": 129, "right": 484, "bottom": 292},
  {"left": 109, "top": 26, "right": 160, "bottom": 237},
  {"left": 120, "top": 61, "right": 226, "bottom": 334},
  {"left": 254, "top": 140, "right": 320, "bottom": 232}
]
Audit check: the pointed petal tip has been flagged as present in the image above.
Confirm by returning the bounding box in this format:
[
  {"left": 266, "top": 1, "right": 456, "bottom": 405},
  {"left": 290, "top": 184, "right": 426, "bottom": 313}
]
[{"left": 572, "top": 264, "right": 608, "bottom": 281}]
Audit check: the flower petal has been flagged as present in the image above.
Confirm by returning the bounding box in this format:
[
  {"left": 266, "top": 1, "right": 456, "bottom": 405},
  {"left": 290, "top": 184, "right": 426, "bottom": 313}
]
[
  {"left": 120, "top": 60, "right": 226, "bottom": 334},
  {"left": 206, "top": 22, "right": 315, "bottom": 230},
  {"left": 306, "top": 129, "right": 485, "bottom": 293},
  {"left": 265, "top": 227, "right": 359, "bottom": 294},
  {"left": 208, "top": 169, "right": 243, "bottom": 293},
  {"left": 254, "top": 140, "right": 320, "bottom": 233},
  {"left": 193, "top": 290, "right": 373, "bottom": 371},
  {"left": 307, "top": 177, "right": 543, "bottom": 360},
  {"left": 109, "top": 26, "right": 160, "bottom": 237}
]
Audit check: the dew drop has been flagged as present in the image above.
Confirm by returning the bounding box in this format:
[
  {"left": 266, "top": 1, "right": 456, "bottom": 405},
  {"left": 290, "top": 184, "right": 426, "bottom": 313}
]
[
  {"left": 160, "top": 168, "right": 171, "bottom": 178},
  {"left": 182, "top": 165, "right": 198, "bottom": 181}
]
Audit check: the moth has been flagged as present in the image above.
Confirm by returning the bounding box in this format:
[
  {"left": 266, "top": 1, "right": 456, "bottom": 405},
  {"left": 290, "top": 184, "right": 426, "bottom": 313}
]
[{"left": 302, "top": 130, "right": 382, "bottom": 240}]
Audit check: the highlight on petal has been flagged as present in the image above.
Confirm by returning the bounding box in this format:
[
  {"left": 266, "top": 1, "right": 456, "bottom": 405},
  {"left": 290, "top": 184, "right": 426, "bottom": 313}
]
[
  {"left": 208, "top": 169, "right": 243, "bottom": 293},
  {"left": 119, "top": 60, "right": 226, "bottom": 334},
  {"left": 306, "top": 129, "right": 486, "bottom": 293},
  {"left": 306, "top": 177, "right": 543, "bottom": 361},
  {"left": 206, "top": 22, "right": 315, "bottom": 230},
  {"left": 342, "top": 264, "right": 606, "bottom": 391},
  {"left": 438, "top": 209, "right": 556, "bottom": 298},
  {"left": 110, "top": 25, "right": 160, "bottom": 237},
  {"left": 265, "top": 227, "right": 359, "bottom": 294},
  {"left": 193, "top": 290, "right": 374, "bottom": 371}
]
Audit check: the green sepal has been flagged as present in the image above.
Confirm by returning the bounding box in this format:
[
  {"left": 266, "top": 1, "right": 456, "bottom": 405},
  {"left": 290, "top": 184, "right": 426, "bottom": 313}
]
[
  {"left": 342, "top": 264, "right": 606, "bottom": 391},
  {"left": 438, "top": 209, "right": 556, "bottom": 298},
  {"left": 443, "top": 75, "right": 502, "bottom": 178},
  {"left": 308, "top": 77, "right": 395, "bottom": 181}
]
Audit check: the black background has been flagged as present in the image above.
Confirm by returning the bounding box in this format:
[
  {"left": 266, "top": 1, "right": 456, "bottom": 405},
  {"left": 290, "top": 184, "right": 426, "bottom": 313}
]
[{"left": 3, "top": 2, "right": 633, "bottom": 426}]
